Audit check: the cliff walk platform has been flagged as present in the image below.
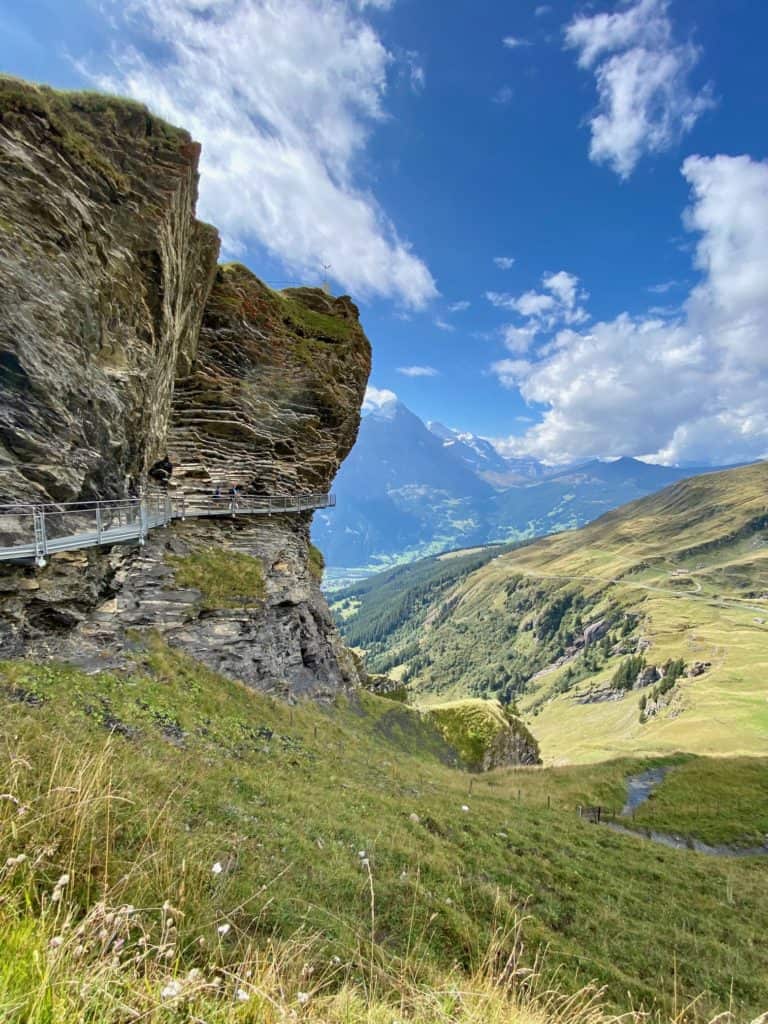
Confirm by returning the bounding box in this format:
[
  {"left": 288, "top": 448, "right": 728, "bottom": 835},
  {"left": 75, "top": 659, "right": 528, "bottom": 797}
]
[{"left": 0, "top": 491, "right": 335, "bottom": 567}]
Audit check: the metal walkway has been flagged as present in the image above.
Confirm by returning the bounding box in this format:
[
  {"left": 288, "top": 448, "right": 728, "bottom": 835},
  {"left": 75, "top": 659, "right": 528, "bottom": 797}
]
[{"left": 0, "top": 491, "right": 335, "bottom": 567}]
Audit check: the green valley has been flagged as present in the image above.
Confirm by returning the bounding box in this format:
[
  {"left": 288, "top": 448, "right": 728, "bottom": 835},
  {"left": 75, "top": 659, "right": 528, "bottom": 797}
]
[{"left": 332, "top": 462, "right": 768, "bottom": 763}]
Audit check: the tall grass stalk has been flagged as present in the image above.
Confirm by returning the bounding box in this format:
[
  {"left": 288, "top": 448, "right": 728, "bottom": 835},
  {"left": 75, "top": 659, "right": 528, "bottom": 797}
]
[{"left": 0, "top": 740, "right": 751, "bottom": 1023}]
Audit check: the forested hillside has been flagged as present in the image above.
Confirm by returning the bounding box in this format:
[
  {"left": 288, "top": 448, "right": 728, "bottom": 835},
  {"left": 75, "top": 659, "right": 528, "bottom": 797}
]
[{"left": 333, "top": 462, "right": 768, "bottom": 762}]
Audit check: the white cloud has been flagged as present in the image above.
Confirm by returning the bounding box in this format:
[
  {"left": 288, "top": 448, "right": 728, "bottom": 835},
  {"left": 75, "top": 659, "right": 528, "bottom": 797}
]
[
  {"left": 534, "top": 5, "right": 551, "bottom": 16},
  {"left": 648, "top": 279, "right": 682, "bottom": 294},
  {"left": 486, "top": 270, "right": 588, "bottom": 328},
  {"left": 565, "top": 0, "right": 713, "bottom": 178},
  {"left": 434, "top": 317, "right": 455, "bottom": 332},
  {"left": 493, "top": 256, "right": 516, "bottom": 269},
  {"left": 397, "top": 365, "right": 439, "bottom": 377},
  {"left": 87, "top": 0, "right": 436, "bottom": 308},
  {"left": 492, "top": 86, "right": 514, "bottom": 106},
  {"left": 493, "top": 155, "right": 768, "bottom": 466},
  {"left": 401, "top": 50, "right": 425, "bottom": 92},
  {"left": 501, "top": 324, "right": 538, "bottom": 354},
  {"left": 502, "top": 35, "right": 531, "bottom": 49},
  {"left": 490, "top": 359, "right": 532, "bottom": 388},
  {"left": 447, "top": 300, "right": 470, "bottom": 313},
  {"left": 363, "top": 385, "right": 398, "bottom": 410}
]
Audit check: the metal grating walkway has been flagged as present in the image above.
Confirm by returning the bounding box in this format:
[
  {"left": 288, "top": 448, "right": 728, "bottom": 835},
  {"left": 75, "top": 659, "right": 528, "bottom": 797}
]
[{"left": 0, "top": 491, "right": 335, "bottom": 566}]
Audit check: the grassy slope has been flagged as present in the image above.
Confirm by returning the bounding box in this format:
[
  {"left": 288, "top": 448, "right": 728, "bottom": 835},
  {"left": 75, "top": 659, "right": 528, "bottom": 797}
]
[
  {"left": 335, "top": 463, "right": 768, "bottom": 763},
  {"left": 0, "top": 646, "right": 767, "bottom": 1020}
]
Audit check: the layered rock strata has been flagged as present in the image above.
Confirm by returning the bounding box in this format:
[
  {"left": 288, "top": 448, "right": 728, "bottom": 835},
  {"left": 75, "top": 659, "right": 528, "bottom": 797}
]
[
  {"left": 0, "top": 79, "right": 219, "bottom": 503},
  {"left": 0, "top": 79, "right": 371, "bottom": 698}
]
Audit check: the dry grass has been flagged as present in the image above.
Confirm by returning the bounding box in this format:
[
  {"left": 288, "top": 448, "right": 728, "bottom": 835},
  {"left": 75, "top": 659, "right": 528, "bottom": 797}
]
[{"left": 0, "top": 741, "right": 752, "bottom": 1024}]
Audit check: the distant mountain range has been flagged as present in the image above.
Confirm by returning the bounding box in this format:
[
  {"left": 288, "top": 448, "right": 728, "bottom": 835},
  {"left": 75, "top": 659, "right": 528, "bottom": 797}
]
[
  {"left": 330, "top": 460, "right": 768, "bottom": 762},
  {"left": 312, "top": 396, "right": 739, "bottom": 576}
]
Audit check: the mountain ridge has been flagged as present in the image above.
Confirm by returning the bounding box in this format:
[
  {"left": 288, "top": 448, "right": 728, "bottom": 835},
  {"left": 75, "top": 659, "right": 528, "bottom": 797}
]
[{"left": 314, "top": 397, "right": 745, "bottom": 574}]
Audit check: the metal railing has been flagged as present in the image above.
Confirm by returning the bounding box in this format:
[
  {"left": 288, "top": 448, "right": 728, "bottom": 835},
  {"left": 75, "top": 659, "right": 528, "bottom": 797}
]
[{"left": 0, "top": 491, "right": 335, "bottom": 567}]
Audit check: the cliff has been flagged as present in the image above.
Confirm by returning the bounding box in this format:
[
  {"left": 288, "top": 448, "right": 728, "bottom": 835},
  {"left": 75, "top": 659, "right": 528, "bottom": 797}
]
[
  {"left": 0, "top": 78, "right": 371, "bottom": 699},
  {"left": 0, "top": 78, "right": 220, "bottom": 503}
]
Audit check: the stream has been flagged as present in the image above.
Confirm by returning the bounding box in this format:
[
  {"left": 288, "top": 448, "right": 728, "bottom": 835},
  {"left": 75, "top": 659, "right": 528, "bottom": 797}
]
[{"left": 600, "top": 766, "right": 768, "bottom": 858}]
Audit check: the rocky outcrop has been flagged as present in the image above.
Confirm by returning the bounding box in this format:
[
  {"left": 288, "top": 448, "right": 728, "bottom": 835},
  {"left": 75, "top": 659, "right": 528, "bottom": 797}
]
[
  {"left": 424, "top": 699, "right": 541, "bottom": 772},
  {"left": 169, "top": 264, "right": 369, "bottom": 494},
  {"left": 583, "top": 619, "right": 608, "bottom": 646},
  {"left": 1, "top": 514, "right": 358, "bottom": 699},
  {"left": 0, "top": 79, "right": 371, "bottom": 700},
  {"left": 0, "top": 79, "right": 220, "bottom": 503}
]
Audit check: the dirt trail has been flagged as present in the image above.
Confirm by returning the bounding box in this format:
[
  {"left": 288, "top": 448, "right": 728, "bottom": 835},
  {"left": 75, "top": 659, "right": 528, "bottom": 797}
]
[{"left": 516, "top": 569, "right": 768, "bottom": 616}]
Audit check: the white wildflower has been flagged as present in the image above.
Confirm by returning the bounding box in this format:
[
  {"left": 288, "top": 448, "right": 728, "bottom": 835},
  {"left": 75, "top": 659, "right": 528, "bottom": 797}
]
[
  {"left": 161, "top": 980, "right": 183, "bottom": 1000},
  {"left": 357, "top": 850, "right": 366, "bottom": 859},
  {"left": 211, "top": 861, "right": 223, "bottom": 875},
  {"left": 297, "top": 991, "right": 311, "bottom": 1005},
  {"left": 461, "top": 805, "right": 470, "bottom": 812},
  {"left": 56, "top": 873, "right": 70, "bottom": 887},
  {"left": 236, "top": 988, "right": 250, "bottom": 1002},
  {"left": 217, "top": 923, "right": 231, "bottom": 936}
]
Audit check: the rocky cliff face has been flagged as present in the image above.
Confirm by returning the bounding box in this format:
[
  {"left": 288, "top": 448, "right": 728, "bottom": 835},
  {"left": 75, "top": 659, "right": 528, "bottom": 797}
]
[
  {"left": 170, "top": 264, "right": 369, "bottom": 495},
  {"left": 0, "top": 78, "right": 371, "bottom": 699},
  {"left": 0, "top": 79, "right": 219, "bottom": 503}
]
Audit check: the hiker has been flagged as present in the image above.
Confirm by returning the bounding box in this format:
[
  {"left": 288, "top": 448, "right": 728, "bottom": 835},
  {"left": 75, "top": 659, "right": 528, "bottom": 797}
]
[{"left": 148, "top": 454, "right": 173, "bottom": 489}]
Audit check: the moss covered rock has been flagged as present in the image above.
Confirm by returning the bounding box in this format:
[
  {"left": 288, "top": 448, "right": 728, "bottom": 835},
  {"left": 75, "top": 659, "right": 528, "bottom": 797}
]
[{"left": 424, "top": 698, "right": 541, "bottom": 771}]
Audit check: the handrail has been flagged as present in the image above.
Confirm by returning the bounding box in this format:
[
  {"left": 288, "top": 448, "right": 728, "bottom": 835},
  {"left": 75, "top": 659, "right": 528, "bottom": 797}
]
[{"left": 0, "top": 490, "right": 335, "bottom": 567}]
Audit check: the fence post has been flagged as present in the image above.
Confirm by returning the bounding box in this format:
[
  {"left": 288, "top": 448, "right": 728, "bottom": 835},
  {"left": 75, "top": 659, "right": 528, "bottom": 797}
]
[
  {"left": 33, "top": 507, "right": 48, "bottom": 568},
  {"left": 96, "top": 505, "right": 103, "bottom": 543},
  {"left": 139, "top": 502, "right": 147, "bottom": 546}
]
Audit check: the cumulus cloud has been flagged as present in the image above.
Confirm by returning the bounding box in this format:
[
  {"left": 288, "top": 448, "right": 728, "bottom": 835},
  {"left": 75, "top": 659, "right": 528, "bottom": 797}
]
[
  {"left": 363, "top": 385, "right": 398, "bottom": 410},
  {"left": 397, "top": 365, "right": 439, "bottom": 377},
  {"left": 487, "top": 270, "right": 589, "bottom": 332},
  {"left": 494, "top": 155, "right": 768, "bottom": 466},
  {"left": 565, "top": 0, "right": 713, "bottom": 178},
  {"left": 87, "top": 0, "right": 436, "bottom": 308},
  {"left": 500, "top": 324, "right": 538, "bottom": 354},
  {"left": 493, "top": 256, "right": 516, "bottom": 269},
  {"left": 447, "top": 300, "right": 470, "bottom": 312}
]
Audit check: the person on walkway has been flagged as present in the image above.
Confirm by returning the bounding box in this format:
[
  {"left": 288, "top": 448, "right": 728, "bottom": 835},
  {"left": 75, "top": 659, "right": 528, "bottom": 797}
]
[{"left": 148, "top": 454, "right": 173, "bottom": 489}]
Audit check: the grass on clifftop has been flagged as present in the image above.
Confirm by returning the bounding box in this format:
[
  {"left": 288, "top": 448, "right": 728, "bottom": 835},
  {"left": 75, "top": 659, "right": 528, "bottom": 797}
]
[
  {"left": 0, "top": 645, "right": 766, "bottom": 1021},
  {"left": 423, "top": 699, "right": 539, "bottom": 770},
  {"left": 0, "top": 76, "right": 188, "bottom": 191}
]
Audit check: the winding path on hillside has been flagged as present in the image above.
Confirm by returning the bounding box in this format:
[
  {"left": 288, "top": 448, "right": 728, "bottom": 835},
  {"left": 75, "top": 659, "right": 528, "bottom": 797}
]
[
  {"left": 0, "top": 491, "right": 335, "bottom": 567},
  {"left": 513, "top": 567, "right": 768, "bottom": 617}
]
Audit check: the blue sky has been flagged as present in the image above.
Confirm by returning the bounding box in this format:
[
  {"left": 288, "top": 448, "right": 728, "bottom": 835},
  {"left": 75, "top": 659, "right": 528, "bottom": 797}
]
[{"left": 2, "top": 0, "right": 767, "bottom": 465}]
